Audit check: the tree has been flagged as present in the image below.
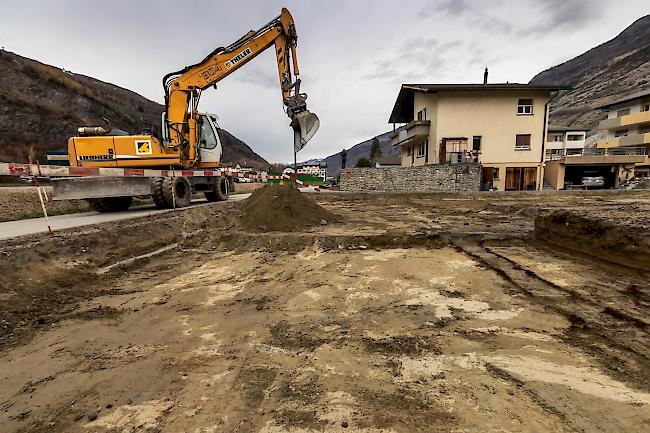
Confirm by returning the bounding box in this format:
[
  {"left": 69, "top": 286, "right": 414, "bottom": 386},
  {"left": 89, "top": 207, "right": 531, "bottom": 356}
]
[
  {"left": 370, "top": 136, "right": 382, "bottom": 162},
  {"left": 355, "top": 158, "right": 372, "bottom": 168}
]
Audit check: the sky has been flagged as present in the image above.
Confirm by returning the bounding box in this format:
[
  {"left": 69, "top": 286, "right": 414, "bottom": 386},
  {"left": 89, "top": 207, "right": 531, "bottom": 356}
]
[{"left": 1, "top": 0, "right": 648, "bottom": 163}]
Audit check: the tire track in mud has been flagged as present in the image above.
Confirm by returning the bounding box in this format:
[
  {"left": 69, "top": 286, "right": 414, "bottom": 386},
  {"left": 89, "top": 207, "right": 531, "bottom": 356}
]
[
  {"left": 484, "top": 363, "right": 583, "bottom": 433},
  {"left": 452, "top": 240, "right": 650, "bottom": 393}
]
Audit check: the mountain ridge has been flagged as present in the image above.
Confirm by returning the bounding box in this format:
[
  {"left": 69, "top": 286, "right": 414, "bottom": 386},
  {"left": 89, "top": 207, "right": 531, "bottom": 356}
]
[
  {"left": 0, "top": 50, "right": 269, "bottom": 169},
  {"left": 530, "top": 14, "right": 650, "bottom": 136}
]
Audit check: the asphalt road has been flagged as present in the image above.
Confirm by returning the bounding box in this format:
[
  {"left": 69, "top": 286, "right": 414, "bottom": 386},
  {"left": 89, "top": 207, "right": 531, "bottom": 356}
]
[{"left": 0, "top": 194, "right": 251, "bottom": 241}]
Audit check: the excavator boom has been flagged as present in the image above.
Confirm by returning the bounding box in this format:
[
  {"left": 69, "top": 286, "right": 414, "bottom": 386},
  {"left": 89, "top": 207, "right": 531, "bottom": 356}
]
[{"left": 162, "top": 8, "right": 319, "bottom": 165}]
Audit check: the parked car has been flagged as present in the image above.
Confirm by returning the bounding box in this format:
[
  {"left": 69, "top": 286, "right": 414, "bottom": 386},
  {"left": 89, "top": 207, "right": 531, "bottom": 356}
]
[{"left": 581, "top": 176, "right": 605, "bottom": 189}]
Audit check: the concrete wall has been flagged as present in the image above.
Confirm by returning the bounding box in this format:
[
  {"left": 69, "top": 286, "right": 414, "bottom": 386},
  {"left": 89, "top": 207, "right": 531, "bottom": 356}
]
[{"left": 339, "top": 165, "right": 481, "bottom": 193}]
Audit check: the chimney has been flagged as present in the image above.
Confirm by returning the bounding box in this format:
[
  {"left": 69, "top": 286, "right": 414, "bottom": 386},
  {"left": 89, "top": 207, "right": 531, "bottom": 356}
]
[{"left": 483, "top": 67, "right": 488, "bottom": 85}]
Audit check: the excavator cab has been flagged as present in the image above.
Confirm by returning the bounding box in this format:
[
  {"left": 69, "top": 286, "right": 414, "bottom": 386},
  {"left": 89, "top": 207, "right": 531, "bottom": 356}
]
[
  {"left": 160, "top": 112, "right": 223, "bottom": 166},
  {"left": 197, "top": 114, "right": 223, "bottom": 165}
]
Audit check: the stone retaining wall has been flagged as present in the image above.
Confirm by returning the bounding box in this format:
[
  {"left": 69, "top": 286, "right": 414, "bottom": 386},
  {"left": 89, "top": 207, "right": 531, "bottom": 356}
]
[{"left": 339, "top": 165, "right": 481, "bottom": 193}]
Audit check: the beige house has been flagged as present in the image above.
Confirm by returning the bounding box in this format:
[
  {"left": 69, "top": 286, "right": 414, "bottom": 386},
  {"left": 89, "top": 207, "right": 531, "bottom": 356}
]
[{"left": 389, "top": 83, "right": 568, "bottom": 190}]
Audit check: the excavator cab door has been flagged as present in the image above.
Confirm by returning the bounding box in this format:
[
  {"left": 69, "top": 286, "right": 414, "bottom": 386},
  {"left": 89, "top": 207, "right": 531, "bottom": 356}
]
[{"left": 198, "top": 113, "right": 223, "bottom": 165}]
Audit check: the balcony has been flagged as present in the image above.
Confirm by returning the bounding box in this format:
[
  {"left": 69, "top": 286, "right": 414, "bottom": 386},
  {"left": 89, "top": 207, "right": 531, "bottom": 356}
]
[
  {"left": 599, "top": 111, "right": 650, "bottom": 130},
  {"left": 391, "top": 120, "right": 430, "bottom": 147},
  {"left": 545, "top": 141, "right": 565, "bottom": 150},
  {"left": 547, "top": 146, "right": 648, "bottom": 164},
  {"left": 565, "top": 139, "right": 586, "bottom": 149},
  {"left": 597, "top": 132, "right": 650, "bottom": 149}
]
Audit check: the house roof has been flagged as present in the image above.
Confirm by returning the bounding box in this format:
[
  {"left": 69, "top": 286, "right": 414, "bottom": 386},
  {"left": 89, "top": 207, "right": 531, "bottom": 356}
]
[
  {"left": 548, "top": 125, "right": 589, "bottom": 132},
  {"left": 388, "top": 83, "right": 572, "bottom": 123},
  {"left": 595, "top": 89, "right": 650, "bottom": 110}
]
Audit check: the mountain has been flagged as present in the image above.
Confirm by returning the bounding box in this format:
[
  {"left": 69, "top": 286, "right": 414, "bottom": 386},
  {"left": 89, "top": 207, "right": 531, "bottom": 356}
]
[
  {"left": 530, "top": 15, "right": 650, "bottom": 136},
  {"left": 0, "top": 50, "right": 269, "bottom": 169},
  {"left": 320, "top": 129, "right": 401, "bottom": 176}
]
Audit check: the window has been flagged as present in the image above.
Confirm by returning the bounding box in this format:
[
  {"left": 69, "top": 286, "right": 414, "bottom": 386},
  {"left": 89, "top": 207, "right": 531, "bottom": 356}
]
[
  {"left": 406, "top": 145, "right": 412, "bottom": 156},
  {"left": 615, "top": 129, "right": 629, "bottom": 137},
  {"left": 472, "top": 136, "right": 482, "bottom": 151},
  {"left": 517, "top": 99, "right": 533, "bottom": 115},
  {"left": 567, "top": 134, "right": 583, "bottom": 141},
  {"left": 417, "top": 108, "right": 427, "bottom": 121},
  {"left": 643, "top": 104, "right": 650, "bottom": 112},
  {"left": 617, "top": 108, "right": 630, "bottom": 118},
  {"left": 417, "top": 140, "right": 427, "bottom": 157},
  {"left": 515, "top": 134, "right": 531, "bottom": 150},
  {"left": 553, "top": 134, "right": 564, "bottom": 142},
  {"left": 493, "top": 168, "right": 500, "bottom": 180},
  {"left": 198, "top": 115, "right": 218, "bottom": 149}
]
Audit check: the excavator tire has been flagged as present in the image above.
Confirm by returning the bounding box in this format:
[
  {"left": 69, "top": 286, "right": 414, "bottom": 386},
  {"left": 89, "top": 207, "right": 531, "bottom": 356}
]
[
  {"left": 87, "top": 197, "right": 133, "bottom": 213},
  {"left": 152, "top": 177, "right": 169, "bottom": 209},
  {"left": 204, "top": 177, "right": 230, "bottom": 202},
  {"left": 160, "top": 176, "right": 192, "bottom": 208}
]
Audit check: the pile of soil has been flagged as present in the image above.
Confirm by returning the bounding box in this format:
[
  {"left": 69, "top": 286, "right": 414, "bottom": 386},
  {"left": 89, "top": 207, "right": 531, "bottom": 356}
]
[{"left": 240, "top": 184, "right": 340, "bottom": 231}]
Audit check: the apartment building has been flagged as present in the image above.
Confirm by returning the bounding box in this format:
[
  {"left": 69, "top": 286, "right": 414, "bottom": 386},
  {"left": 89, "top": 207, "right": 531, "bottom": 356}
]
[
  {"left": 596, "top": 89, "right": 650, "bottom": 153},
  {"left": 545, "top": 126, "right": 588, "bottom": 160},
  {"left": 389, "top": 83, "right": 568, "bottom": 190}
]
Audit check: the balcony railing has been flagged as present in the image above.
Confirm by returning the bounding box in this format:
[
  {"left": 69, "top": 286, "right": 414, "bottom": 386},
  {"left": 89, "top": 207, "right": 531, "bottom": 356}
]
[
  {"left": 546, "top": 146, "right": 647, "bottom": 161},
  {"left": 391, "top": 120, "right": 430, "bottom": 147},
  {"left": 599, "top": 111, "right": 650, "bottom": 130},
  {"left": 445, "top": 150, "right": 481, "bottom": 164}
]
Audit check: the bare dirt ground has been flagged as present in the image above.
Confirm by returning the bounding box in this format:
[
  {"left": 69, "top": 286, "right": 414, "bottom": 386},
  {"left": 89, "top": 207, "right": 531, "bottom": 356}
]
[{"left": 1, "top": 189, "right": 649, "bottom": 433}]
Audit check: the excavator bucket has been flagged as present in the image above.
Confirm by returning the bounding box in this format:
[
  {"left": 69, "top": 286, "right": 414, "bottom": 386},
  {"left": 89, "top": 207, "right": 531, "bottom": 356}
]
[{"left": 291, "top": 110, "right": 320, "bottom": 153}]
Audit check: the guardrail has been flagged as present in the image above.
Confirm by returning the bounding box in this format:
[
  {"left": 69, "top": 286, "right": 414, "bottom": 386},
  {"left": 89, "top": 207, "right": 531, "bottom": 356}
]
[{"left": 0, "top": 162, "right": 268, "bottom": 182}]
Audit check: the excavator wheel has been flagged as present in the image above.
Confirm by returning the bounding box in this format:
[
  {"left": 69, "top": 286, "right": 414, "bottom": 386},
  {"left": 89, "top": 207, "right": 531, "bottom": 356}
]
[
  {"left": 204, "top": 177, "right": 230, "bottom": 202},
  {"left": 152, "top": 177, "right": 169, "bottom": 209},
  {"left": 152, "top": 176, "right": 192, "bottom": 209},
  {"left": 87, "top": 196, "right": 133, "bottom": 213}
]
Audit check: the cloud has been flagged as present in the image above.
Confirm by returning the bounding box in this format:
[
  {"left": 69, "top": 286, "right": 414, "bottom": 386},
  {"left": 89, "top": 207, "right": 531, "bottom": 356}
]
[
  {"left": 519, "top": 0, "right": 607, "bottom": 36},
  {"left": 363, "top": 37, "right": 464, "bottom": 83},
  {"left": 419, "top": 0, "right": 470, "bottom": 19}
]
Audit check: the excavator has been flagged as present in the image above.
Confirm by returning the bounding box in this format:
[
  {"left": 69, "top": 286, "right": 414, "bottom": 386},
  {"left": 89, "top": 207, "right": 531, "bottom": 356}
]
[{"left": 61, "top": 8, "right": 319, "bottom": 211}]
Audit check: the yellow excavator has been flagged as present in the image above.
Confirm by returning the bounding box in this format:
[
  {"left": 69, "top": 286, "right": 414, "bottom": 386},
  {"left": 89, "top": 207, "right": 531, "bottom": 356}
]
[{"left": 60, "top": 8, "right": 319, "bottom": 211}]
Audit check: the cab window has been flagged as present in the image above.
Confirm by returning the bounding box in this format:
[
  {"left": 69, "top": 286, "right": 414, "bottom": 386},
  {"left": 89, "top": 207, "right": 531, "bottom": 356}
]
[{"left": 199, "top": 116, "right": 218, "bottom": 149}]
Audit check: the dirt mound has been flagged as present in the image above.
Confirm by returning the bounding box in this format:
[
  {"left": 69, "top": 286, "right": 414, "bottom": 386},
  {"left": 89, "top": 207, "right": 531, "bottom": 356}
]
[{"left": 240, "top": 184, "right": 339, "bottom": 231}]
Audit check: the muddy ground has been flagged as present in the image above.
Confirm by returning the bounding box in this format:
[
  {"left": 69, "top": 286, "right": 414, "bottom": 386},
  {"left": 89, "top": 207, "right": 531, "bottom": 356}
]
[{"left": 1, "top": 190, "right": 649, "bottom": 433}]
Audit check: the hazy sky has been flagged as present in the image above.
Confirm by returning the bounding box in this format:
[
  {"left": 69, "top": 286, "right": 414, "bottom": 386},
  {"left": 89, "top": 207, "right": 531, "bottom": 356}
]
[{"left": 1, "top": 0, "right": 648, "bottom": 162}]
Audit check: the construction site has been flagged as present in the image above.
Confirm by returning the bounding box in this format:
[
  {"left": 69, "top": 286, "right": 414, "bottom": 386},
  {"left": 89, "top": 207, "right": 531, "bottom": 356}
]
[
  {"left": 2, "top": 3, "right": 650, "bottom": 433},
  {"left": 0, "top": 186, "right": 648, "bottom": 432}
]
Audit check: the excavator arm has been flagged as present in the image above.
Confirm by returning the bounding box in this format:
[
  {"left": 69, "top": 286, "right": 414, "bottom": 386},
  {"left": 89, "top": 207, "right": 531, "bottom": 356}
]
[{"left": 162, "top": 8, "right": 319, "bottom": 167}]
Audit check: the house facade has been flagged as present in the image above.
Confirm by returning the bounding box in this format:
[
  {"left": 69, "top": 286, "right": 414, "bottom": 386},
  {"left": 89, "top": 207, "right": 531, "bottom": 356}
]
[
  {"left": 596, "top": 90, "right": 650, "bottom": 154},
  {"left": 545, "top": 126, "right": 588, "bottom": 160},
  {"left": 389, "top": 84, "right": 567, "bottom": 191}
]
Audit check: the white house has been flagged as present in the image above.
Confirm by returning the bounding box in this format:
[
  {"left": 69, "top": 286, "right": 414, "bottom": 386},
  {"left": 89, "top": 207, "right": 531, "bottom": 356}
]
[{"left": 545, "top": 126, "right": 588, "bottom": 160}]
